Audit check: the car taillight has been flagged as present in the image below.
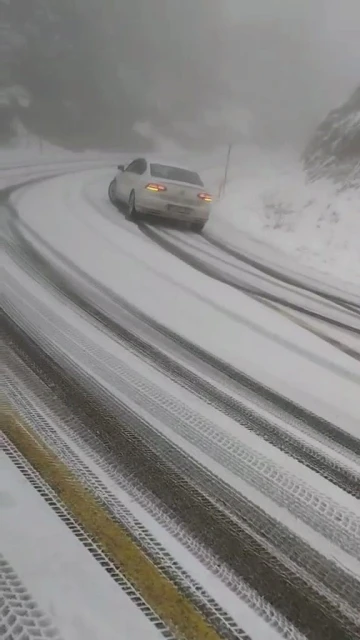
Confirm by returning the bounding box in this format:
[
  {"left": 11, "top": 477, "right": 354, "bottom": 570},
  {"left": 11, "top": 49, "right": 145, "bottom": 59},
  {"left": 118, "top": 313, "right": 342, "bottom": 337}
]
[
  {"left": 145, "top": 183, "right": 167, "bottom": 192},
  {"left": 198, "top": 192, "right": 212, "bottom": 202}
]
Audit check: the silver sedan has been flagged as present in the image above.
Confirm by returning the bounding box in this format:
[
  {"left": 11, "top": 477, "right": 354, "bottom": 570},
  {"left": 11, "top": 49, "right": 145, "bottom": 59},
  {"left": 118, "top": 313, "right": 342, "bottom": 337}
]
[{"left": 108, "top": 157, "right": 212, "bottom": 232}]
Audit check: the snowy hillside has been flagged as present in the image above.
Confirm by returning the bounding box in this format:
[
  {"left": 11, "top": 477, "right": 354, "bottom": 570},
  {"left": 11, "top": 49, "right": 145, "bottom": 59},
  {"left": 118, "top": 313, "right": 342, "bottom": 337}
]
[
  {"left": 211, "top": 89, "right": 360, "bottom": 285},
  {"left": 209, "top": 150, "right": 360, "bottom": 285},
  {"left": 303, "top": 86, "right": 360, "bottom": 187}
]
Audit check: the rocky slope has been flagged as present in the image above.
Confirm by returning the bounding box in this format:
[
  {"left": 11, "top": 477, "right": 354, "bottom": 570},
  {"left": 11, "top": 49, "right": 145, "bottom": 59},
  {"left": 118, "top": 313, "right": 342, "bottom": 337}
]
[{"left": 303, "top": 86, "right": 360, "bottom": 187}]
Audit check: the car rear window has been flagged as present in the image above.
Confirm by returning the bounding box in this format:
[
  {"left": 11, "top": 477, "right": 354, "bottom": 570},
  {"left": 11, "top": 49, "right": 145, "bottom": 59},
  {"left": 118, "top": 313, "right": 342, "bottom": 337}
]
[{"left": 150, "top": 164, "right": 204, "bottom": 186}]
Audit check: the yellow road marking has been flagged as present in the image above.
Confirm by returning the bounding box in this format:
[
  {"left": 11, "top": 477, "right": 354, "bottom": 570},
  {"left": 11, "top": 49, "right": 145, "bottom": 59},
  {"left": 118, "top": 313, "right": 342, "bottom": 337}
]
[{"left": 1, "top": 407, "right": 225, "bottom": 640}]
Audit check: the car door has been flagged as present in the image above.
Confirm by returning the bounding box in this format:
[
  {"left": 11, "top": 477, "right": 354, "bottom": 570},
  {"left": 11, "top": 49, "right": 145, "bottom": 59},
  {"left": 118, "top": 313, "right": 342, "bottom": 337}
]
[
  {"left": 117, "top": 159, "right": 144, "bottom": 201},
  {"left": 114, "top": 163, "right": 127, "bottom": 201},
  {"left": 115, "top": 160, "right": 135, "bottom": 201}
]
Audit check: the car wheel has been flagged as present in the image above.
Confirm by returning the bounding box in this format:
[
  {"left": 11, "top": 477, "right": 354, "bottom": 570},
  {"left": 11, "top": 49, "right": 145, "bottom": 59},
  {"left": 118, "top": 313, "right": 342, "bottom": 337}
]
[
  {"left": 108, "top": 179, "right": 119, "bottom": 206},
  {"left": 127, "top": 190, "right": 140, "bottom": 222},
  {"left": 192, "top": 221, "right": 206, "bottom": 233}
]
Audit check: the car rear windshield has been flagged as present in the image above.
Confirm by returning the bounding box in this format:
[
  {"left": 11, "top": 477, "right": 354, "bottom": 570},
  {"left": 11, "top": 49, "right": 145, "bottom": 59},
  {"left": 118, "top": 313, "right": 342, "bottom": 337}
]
[{"left": 150, "top": 164, "right": 204, "bottom": 186}]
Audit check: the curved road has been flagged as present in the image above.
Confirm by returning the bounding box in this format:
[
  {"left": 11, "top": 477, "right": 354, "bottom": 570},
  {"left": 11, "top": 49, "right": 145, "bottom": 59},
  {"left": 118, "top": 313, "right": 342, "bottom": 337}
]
[{"left": 3, "top": 163, "right": 360, "bottom": 640}]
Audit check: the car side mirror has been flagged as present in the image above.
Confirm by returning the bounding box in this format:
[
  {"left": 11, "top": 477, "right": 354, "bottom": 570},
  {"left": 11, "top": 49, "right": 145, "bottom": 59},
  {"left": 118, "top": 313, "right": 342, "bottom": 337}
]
[{"left": 117, "top": 164, "right": 125, "bottom": 171}]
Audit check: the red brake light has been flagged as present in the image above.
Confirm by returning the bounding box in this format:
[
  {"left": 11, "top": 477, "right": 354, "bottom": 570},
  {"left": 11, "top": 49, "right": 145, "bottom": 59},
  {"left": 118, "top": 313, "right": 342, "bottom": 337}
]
[
  {"left": 145, "top": 183, "right": 167, "bottom": 192},
  {"left": 198, "top": 192, "right": 212, "bottom": 202}
]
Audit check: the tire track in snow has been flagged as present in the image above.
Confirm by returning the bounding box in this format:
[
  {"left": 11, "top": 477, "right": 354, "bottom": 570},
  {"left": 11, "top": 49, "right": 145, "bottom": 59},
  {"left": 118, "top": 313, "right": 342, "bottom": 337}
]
[
  {"left": 138, "top": 223, "right": 360, "bottom": 336},
  {"left": 4, "top": 368, "right": 283, "bottom": 640},
  {"left": 1, "top": 436, "right": 180, "bottom": 640},
  {"left": 5, "top": 213, "right": 360, "bottom": 461},
  {"left": 6, "top": 231, "right": 360, "bottom": 497},
  {"left": 203, "top": 232, "right": 360, "bottom": 313},
  {"left": 153, "top": 228, "right": 360, "bottom": 360},
  {"left": 0, "top": 554, "right": 63, "bottom": 640},
  {"left": 5, "top": 352, "right": 360, "bottom": 636},
  {"left": 3, "top": 313, "right": 360, "bottom": 640},
  {"left": 4, "top": 279, "right": 360, "bottom": 559}
]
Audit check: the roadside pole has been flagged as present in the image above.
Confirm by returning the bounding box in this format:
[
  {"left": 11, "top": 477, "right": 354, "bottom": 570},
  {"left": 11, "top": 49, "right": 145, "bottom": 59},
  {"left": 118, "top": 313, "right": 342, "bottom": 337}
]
[{"left": 221, "top": 143, "right": 232, "bottom": 198}]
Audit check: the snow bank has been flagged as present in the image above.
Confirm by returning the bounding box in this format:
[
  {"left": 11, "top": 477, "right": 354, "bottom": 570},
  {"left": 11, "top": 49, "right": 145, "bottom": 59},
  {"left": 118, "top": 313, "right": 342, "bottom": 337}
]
[
  {"left": 208, "top": 150, "right": 360, "bottom": 285},
  {"left": 0, "top": 131, "right": 128, "bottom": 190},
  {"left": 0, "top": 119, "right": 134, "bottom": 172},
  {"left": 0, "top": 136, "right": 120, "bottom": 168}
]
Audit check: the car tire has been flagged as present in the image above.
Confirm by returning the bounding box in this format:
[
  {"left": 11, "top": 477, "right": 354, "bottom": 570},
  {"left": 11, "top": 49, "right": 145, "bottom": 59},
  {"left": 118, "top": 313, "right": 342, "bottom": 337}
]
[
  {"left": 108, "top": 179, "right": 119, "bottom": 207},
  {"left": 126, "top": 190, "right": 140, "bottom": 222},
  {"left": 192, "top": 221, "right": 206, "bottom": 233}
]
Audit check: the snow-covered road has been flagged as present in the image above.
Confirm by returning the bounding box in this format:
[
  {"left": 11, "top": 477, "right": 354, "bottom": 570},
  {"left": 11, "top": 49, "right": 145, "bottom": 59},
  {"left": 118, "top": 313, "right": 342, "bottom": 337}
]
[
  {"left": 1, "top": 442, "right": 166, "bottom": 640},
  {"left": 2, "top": 161, "right": 360, "bottom": 640},
  {"left": 9, "top": 168, "right": 360, "bottom": 424}
]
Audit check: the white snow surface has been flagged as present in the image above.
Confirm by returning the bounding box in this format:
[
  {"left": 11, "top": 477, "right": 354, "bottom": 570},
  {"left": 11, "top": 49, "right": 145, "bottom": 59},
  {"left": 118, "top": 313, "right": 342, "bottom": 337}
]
[
  {"left": 2, "top": 136, "right": 359, "bottom": 287},
  {"left": 11, "top": 170, "right": 360, "bottom": 432},
  {"left": 8, "top": 221, "right": 360, "bottom": 471},
  {"left": 0, "top": 451, "right": 164, "bottom": 640},
  {"left": 4, "top": 258, "right": 360, "bottom": 579},
  {"left": 5, "top": 255, "right": 359, "bottom": 510},
  {"left": 0, "top": 137, "right": 128, "bottom": 189},
  {"left": 207, "top": 148, "right": 360, "bottom": 287},
  {"left": 3, "top": 144, "right": 360, "bottom": 640},
  {"left": 8, "top": 382, "right": 291, "bottom": 640},
  {"left": 0, "top": 133, "right": 120, "bottom": 167}
]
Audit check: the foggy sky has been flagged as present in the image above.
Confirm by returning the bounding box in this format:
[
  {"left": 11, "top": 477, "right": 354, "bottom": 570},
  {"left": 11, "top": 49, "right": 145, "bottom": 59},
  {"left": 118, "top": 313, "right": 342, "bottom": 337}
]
[
  {"left": 217, "top": 0, "right": 360, "bottom": 144},
  {"left": 93, "top": 0, "right": 359, "bottom": 147},
  {"left": 17, "top": 0, "right": 358, "bottom": 149},
  {"left": 223, "top": 0, "right": 360, "bottom": 96}
]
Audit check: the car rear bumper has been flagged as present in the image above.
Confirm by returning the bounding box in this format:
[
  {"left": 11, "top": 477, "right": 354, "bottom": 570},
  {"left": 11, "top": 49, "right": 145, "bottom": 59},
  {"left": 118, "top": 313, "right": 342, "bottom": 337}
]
[
  {"left": 136, "top": 194, "right": 210, "bottom": 222},
  {"left": 138, "top": 208, "right": 209, "bottom": 223}
]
